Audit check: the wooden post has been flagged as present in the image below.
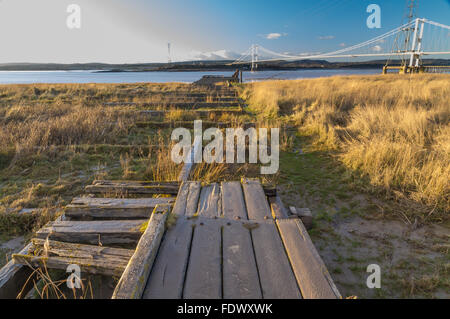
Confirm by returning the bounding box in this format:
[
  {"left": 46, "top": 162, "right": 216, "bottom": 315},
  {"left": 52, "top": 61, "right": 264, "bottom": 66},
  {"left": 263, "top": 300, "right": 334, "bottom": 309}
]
[{"left": 112, "top": 206, "right": 169, "bottom": 299}]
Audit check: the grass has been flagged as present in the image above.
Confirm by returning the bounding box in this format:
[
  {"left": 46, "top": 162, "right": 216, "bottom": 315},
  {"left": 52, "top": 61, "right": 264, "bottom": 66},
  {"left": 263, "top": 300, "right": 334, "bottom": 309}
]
[{"left": 240, "top": 74, "right": 450, "bottom": 222}]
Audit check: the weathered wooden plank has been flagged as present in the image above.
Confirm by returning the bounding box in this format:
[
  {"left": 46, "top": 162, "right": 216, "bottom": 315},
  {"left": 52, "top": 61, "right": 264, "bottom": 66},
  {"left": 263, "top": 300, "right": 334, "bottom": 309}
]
[
  {"left": 183, "top": 220, "right": 222, "bottom": 299},
  {"left": 92, "top": 180, "right": 180, "bottom": 187},
  {"left": 171, "top": 182, "right": 190, "bottom": 216},
  {"left": 277, "top": 218, "right": 341, "bottom": 299},
  {"left": 178, "top": 137, "right": 202, "bottom": 182},
  {"left": 13, "top": 251, "right": 130, "bottom": 277},
  {"left": 112, "top": 208, "right": 168, "bottom": 299},
  {"left": 222, "top": 222, "right": 262, "bottom": 299},
  {"left": 197, "top": 183, "right": 221, "bottom": 218},
  {"left": 269, "top": 196, "right": 289, "bottom": 219},
  {"left": 0, "top": 243, "right": 34, "bottom": 299},
  {"left": 251, "top": 220, "right": 302, "bottom": 299},
  {"left": 241, "top": 178, "right": 271, "bottom": 220},
  {"left": 142, "top": 217, "right": 193, "bottom": 299},
  {"left": 185, "top": 181, "right": 201, "bottom": 217},
  {"left": 36, "top": 220, "right": 147, "bottom": 246},
  {"left": 65, "top": 197, "right": 174, "bottom": 219},
  {"left": 85, "top": 184, "right": 179, "bottom": 195},
  {"left": 221, "top": 181, "right": 248, "bottom": 220}
]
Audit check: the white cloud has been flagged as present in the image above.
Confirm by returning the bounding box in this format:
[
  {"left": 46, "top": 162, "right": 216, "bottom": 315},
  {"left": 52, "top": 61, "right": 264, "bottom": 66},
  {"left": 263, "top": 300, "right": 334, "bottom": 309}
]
[
  {"left": 339, "top": 43, "right": 346, "bottom": 47},
  {"left": 372, "top": 45, "right": 382, "bottom": 52},
  {"left": 318, "top": 35, "right": 335, "bottom": 40},
  {"left": 265, "top": 33, "right": 283, "bottom": 40},
  {"left": 188, "top": 49, "right": 241, "bottom": 61}
]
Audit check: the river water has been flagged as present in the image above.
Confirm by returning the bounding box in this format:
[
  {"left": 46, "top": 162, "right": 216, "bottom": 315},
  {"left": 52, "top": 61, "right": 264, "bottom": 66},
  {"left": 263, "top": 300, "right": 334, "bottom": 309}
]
[{"left": 0, "top": 69, "right": 381, "bottom": 84}]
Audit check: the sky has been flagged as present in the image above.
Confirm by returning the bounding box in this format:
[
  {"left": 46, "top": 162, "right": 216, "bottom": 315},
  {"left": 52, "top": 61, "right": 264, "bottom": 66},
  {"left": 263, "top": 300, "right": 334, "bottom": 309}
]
[{"left": 0, "top": 0, "right": 448, "bottom": 63}]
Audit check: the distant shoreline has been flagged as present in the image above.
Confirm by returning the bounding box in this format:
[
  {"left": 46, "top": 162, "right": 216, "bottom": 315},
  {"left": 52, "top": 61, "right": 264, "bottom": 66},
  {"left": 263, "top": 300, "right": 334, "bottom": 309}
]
[{"left": 0, "top": 58, "right": 449, "bottom": 72}]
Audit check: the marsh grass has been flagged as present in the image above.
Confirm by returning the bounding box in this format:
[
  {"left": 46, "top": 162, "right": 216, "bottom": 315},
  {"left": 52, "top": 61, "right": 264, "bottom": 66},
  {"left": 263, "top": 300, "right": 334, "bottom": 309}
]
[{"left": 241, "top": 74, "right": 450, "bottom": 218}]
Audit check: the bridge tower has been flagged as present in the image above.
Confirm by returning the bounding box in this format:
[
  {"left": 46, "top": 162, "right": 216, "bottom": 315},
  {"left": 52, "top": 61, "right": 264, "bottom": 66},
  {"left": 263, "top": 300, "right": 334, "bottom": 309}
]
[
  {"left": 251, "top": 44, "right": 258, "bottom": 72},
  {"left": 400, "top": 0, "right": 424, "bottom": 72}
]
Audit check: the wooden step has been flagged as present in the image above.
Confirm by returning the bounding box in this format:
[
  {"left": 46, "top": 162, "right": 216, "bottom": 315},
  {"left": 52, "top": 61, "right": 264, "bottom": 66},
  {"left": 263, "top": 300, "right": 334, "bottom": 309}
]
[
  {"left": 65, "top": 197, "right": 174, "bottom": 220},
  {"left": 85, "top": 181, "right": 180, "bottom": 195},
  {"left": 13, "top": 239, "right": 134, "bottom": 277},
  {"left": 36, "top": 220, "right": 148, "bottom": 246}
]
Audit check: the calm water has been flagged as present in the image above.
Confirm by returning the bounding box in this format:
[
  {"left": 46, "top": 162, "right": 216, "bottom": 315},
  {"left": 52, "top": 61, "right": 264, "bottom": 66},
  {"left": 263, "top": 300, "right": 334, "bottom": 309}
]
[{"left": 0, "top": 69, "right": 381, "bottom": 84}]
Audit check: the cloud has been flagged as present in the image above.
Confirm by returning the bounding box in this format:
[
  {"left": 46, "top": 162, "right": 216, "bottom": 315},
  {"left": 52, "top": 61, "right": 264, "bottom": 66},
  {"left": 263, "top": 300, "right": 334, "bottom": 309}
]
[
  {"left": 188, "top": 49, "right": 241, "bottom": 61},
  {"left": 318, "top": 35, "right": 335, "bottom": 40},
  {"left": 339, "top": 43, "right": 346, "bottom": 47},
  {"left": 265, "top": 33, "right": 285, "bottom": 40},
  {"left": 372, "top": 45, "right": 382, "bottom": 52}
]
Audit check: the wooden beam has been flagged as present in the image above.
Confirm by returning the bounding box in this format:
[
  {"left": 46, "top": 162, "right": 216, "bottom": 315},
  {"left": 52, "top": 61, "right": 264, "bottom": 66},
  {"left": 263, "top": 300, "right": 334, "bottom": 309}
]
[
  {"left": 36, "top": 219, "right": 148, "bottom": 246},
  {"left": 222, "top": 221, "right": 262, "bottom": 299},
  {"left": 276, "top": 218, "right": 341, "bottom": 299},
  {"left": 65, "top": 197, "right": 174, "bottom": 220},
  {"left": 0, "top": 244, "right": 34, "bottom": 299},
  {"left": 85, "top": 184, "right": 179, "bottom": 195},
  {"left": 112, "top": 206, "right": 168, "bottom": 299},
  {"left": 142, "top": 217, "right": 193, "bottom": 299},
  {"left": 197, "top": 183, "right": 221, "bottom": 218},
  {"left": 269, "top": 196, "right": 289, "bottom": 219},
  {"left": 13, "top": 239, "right": 134, "bottom": 277},
  {"left": 221, "top": 181, "right": 248, "bottom": 220},
  {"left": 251, "top": 220, "right": 302, "bottom": 299},
  {"left": 241, "top": 178, "right": 272, "bottom": 220},
  {"left": 183, "top": 220, "right": 222, "bottom": 299}
]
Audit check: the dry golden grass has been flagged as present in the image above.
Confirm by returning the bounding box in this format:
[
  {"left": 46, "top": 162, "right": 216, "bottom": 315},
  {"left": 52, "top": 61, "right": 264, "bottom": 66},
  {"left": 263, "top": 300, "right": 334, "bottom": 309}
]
[{"left": 242, "top": 74, "right": 450, "bottom": 214}]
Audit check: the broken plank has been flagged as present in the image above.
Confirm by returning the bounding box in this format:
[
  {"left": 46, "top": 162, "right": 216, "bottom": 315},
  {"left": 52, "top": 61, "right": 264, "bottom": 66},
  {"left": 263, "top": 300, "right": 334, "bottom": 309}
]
[
  {"left": 251, "top": 220, "right": 302, "bottom": 299},
  {"left": 183, "top": 220, "right": 222, "bottom": 299},
  {"left": 171, "top": 182, "right": 190, "bottom": 216},
  {"left": 241, "top": 178, "right": 271, "bottom": 220},
  {"left": 65, "top": 197, "right": 174, "bottom": 220},
  {"left": 276, "top": 218, "right": 341, "bottom": 299},
  {"left": 36, "top": 220, "right": 148, "bottom": 246},
  {"left": 197, "top": 183, "right": 221, "bottom": 218},
  {"left": 289, "top": 207, "right": 313, "bottom": 230},
  {"left": 112, "top": 208, "right": 168, "bottom": 299},
  {"left": 13, "top": 239, "right": 133, "bottom": 277},
  {"left": 221, "top": 181, "right": 248, "bottom": 220},
  {"left": 222, "top": 221, "right": 262, "bottom": 299},
  {"left": 142, "top": 217, "right": 193, "bottom": 299},
  {"left": 0, "top": 243, "right": 34, "bottom": 299}
]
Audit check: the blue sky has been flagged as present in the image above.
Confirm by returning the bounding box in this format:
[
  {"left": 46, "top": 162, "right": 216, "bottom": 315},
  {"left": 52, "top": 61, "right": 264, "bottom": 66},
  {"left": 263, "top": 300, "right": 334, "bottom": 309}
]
[{"left": 0, "top": 0, "right": 448, "bottom": 63}]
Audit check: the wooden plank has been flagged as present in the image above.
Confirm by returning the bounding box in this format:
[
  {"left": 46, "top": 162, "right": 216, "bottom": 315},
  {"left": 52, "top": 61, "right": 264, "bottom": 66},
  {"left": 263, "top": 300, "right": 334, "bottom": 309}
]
[
  {"left": 171, "top": 182, "right": 190, "bottom": 216},
  {"left": 112, "top": 208, "right": 168, "bottom": 299},
  {"left": 241, "top": 178, "right": 271, "bottom": 220},
  {"left": 142, "top": 217, "right": 193, "bottom": 299},
  {"left": 222, "top": 222, "right": 262, "bottom": 299},
  {"left": 251, "top": 220, "right": 302, "bottom": 299},
  {"left": 0, "top": 243, "right": 34, "bottom": 299},
  {"left": 221, "top": 181, "right": 248, "bottom": 220},
  {"left": 185, "top": 181, "right": 201, "bottom": 217},
  {"left": 183, "top": 219, "right": 222, "bottom": 299},
  {"left": 13, "top": 239, "right": 134, "bottom": 277},
  {"left": 85, "top": 184, "right": 179, "bottom": 195},
  {"left": 269, "top": 196, "right": 289, "bottom": 219},
  {"left": 197, "top": 183, "right": 221, "bottom": 218},
  {"left": 276, "top": 218, "right": 341, "bottom": 299},
  {"left": 36, "top": 220, "right": 148, "bottom": 246},
  {"left": 178, "top": 137, "right": 202, "bottom": 182},
  {"left": 65, "top": 197, "right": 174, "bottom": 219}
]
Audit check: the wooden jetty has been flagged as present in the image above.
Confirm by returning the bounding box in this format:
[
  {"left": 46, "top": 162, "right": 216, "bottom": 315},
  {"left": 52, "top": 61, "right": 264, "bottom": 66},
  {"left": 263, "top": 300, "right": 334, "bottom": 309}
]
[{"left": 0, "top": 82, "right": 340, "bottom": 299}]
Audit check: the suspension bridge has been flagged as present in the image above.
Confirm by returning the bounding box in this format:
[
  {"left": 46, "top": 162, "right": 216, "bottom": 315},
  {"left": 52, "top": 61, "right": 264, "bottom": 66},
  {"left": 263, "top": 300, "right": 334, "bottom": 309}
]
[{"left": 231, "top": 17, "right": 450, "bottom": 74}]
